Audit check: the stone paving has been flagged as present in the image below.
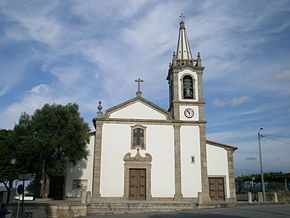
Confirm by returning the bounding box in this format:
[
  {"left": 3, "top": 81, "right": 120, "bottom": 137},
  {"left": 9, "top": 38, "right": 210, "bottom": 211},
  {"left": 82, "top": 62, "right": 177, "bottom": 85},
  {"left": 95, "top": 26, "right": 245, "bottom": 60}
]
[{"left": 79, "top": 204, "right": 290, "bottom": 218}]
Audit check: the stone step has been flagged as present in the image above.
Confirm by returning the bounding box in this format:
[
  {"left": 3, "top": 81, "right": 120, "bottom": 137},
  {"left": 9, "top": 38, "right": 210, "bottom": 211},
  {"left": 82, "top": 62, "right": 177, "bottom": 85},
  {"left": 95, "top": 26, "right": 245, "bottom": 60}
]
[{"left": 86, "top": 201, "right": 195, "bottom": 215}]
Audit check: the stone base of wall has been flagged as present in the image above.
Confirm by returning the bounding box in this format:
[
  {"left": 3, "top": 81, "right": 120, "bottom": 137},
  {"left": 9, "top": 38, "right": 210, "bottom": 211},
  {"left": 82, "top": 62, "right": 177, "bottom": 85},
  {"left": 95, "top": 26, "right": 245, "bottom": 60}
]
[
  {"left": 265, "top": 191, "right": 290, "bottom": 202},
  {"left": 8, "top": 202, "right": 86, "bottom": 218},
  {"left": 237, "top": 191, "right": 290, "bottom": 202}
]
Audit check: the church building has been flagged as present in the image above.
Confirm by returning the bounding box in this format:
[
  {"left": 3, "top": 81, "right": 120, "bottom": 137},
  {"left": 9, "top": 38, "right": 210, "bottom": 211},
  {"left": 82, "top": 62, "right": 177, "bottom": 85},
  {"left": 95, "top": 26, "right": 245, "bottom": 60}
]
[{"left": 65, "top": 20, "right": 237, "bottom": 202}]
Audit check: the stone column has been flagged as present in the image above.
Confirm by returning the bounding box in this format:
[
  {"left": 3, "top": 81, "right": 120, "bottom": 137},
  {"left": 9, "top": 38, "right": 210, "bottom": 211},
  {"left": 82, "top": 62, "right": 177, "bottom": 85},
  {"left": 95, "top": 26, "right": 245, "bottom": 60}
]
[
  {"left": 199, "top": 124, "right": 210, "bottom": 201},
  {"left": 172, "top": 70, "right": 180, "bottom": 120},
  {"left": 196, "top": 70, "right": 204, "bottom": 102},
  {"left": 174, "top": 124, "right": 183, "bottom": 199},
  {"left": 227, "top": 149, "right": 236, "bottom": 201},
  {"left": 258, "top": 192, "right": 263, "bottom": 202},
  {"left": 274, "top": 192, "right": 278, "bottom": 202},
  {"left": 248, "top": 192, "right": 252, "bottom": 203},
  {"left": 92, "top": 123, "right": 103, "bottom": 198}
]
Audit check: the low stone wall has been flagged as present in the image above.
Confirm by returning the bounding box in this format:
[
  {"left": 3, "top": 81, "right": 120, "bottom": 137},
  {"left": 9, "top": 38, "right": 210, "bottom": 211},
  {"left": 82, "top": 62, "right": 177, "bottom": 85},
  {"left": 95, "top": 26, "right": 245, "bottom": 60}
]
[
  {"left": 265, "top": 191, "right": 290, "bottom": 202},
  {"left": 49, "top": 205, "right": 86, "bottom": 218},
  {"left": 237, "top": 191, "right": 290, "bottom": 202},
  {"left": 8, "top": 202, "right": 86, "bottom": 218}
]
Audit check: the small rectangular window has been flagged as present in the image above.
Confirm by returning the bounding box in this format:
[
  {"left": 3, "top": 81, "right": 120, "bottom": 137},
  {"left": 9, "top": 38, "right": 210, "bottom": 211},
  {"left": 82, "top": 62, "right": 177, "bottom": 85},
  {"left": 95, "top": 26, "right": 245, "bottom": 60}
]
[{"left": 191, "top": 156, "right": 195, "bottom": 164}]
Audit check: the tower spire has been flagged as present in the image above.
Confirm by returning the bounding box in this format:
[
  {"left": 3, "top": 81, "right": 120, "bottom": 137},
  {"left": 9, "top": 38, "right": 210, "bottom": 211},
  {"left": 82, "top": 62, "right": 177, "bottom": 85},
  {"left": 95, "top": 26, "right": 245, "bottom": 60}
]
[{"left": 176, "top": 14, "right": 193, "bottom": 60}]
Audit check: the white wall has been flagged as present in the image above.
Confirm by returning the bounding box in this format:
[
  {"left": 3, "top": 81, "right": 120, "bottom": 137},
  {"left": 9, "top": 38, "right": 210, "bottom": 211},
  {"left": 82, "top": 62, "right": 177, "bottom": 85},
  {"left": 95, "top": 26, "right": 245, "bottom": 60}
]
[
  {"left": 146, "top": 125, "right": 175, "bottom": 197},
  {"left": 65, "top": 134, "right": 95, "bottom": 197},
  {"left": 100, "top": 124, "right": 129, "bottom": 197},
  {"left": 180, "top": 126, "right": 202, "bottom": 197},
  {"left": 100, "top": 123, "right": 175, "bottom": 198},
  {"left": 206, "top": 144, "right": 230, "bottom": 198},
  {"left": 109, "top": 101, "right": 167, "bottom": 120}
]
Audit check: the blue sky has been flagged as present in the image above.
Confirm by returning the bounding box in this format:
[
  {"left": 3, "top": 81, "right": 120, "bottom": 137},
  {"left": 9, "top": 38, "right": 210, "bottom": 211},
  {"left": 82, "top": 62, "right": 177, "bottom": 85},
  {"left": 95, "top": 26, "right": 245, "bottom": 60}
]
[{"left": 1, "top": 0, "right": 290, "bottom": 176}]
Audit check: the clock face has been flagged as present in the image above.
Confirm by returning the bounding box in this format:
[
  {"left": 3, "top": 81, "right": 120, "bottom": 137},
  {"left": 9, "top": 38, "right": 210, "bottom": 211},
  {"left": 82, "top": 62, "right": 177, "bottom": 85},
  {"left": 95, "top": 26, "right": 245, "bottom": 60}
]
[{"left": 184, "top": 108, "right": 194, "bottom": 118}]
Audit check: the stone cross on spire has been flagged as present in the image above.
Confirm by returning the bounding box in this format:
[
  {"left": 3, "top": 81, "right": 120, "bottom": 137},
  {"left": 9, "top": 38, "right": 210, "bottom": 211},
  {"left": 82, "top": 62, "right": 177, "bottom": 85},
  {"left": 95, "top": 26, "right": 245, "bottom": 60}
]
[
  {"left": 179, "top": 13, "right": 185, "bottom": 21},
  {"left": 176, "top": 13, "right": 192, "bottom": 60},
  {"left": 135, "top": 78, "right": 144, "bottom": 97}
]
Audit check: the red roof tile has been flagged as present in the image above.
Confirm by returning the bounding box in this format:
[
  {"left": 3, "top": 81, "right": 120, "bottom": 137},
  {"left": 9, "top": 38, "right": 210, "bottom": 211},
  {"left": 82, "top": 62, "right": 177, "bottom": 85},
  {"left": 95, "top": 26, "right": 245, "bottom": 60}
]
[{"left": 206, "top": 140, "right": 238, "bottom": 150}]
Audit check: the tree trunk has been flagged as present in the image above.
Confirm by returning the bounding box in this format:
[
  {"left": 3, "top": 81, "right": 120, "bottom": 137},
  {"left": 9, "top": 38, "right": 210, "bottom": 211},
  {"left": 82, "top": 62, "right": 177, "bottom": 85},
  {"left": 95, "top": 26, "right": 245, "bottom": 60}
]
[
  {"left": 43, "top": 174, "right": 50, "bottom": 198},
  {"left": 40, "top": 160, "right": 45, "bottom": 198},
  {"left": 5, "top": 180, "right": 13, "bottom": 208}
]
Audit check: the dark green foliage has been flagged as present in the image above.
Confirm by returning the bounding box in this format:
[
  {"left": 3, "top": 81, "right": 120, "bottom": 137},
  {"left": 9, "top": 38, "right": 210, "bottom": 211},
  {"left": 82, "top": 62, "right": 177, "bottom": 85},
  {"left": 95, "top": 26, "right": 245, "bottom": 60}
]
[
  {"left": 0, "top": 129, "right": 18, "bottom": 185},
  {"left": 236, "top": 172, "right": 290, "bottom": 183},
  {"left": 0, "top": 103, "right": 90, "bottom": 198},
  {"left": 236, "top": 172, "right": 290, "bottom": 193},
  {"left": 30, "top": 103, "right": 90, "bottom": 176}
]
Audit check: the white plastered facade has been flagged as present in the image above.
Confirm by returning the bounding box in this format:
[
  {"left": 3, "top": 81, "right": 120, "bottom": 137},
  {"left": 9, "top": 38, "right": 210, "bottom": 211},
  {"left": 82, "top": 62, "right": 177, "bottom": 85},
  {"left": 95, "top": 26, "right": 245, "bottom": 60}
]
[
  {"left": 100, "top": 123, "right": 175, "bottom": 198},
  {"left": 65, "top": 99, "right": 234, "bottom": 200},
  {"left": 180, "top": 126, "right": 202, "bottom": 197},
  {"left": 206, "top": 143, "right": 230, "bottom": 198},
  {"left": 65, "top": 134, "right": 95, "bottom": 197},
  {"left": 109, "top": 101, "right": 167, "bottom": 120}
]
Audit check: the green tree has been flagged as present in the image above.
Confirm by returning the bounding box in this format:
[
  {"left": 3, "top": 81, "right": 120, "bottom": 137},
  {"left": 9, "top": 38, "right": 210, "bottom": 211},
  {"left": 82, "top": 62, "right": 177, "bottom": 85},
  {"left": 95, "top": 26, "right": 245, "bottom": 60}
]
[
  {"left": 235, "top": 172, "right": 290, "bottom": 193},
  {"left": 12, "top": 103, "right": 90, "bottom": 198},
  {"left": 0, "top": 129, "right": 17, "bottom": 207},
  {"left": 0, "top": 113, "right": 39, "bottom": 206},
  {"left": 31, "top": 103, "right": 90, "bottom": 197}
]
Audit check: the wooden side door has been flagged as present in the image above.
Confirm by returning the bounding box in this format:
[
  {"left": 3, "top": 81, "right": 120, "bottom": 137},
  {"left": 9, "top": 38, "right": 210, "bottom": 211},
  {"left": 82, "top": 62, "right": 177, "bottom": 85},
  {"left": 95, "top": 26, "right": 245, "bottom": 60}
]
[
  {"left": 209, "top": 177, "right": 225, "bottom": 201},
  {"left": 129, "top": 169, "right": 146, "bottom": 200}
]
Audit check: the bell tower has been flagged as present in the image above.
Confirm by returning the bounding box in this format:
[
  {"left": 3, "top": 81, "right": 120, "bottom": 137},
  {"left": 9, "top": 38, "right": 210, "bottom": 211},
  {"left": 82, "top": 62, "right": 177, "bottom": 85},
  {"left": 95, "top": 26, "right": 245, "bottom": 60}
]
[
  {"left": 167, "top": 19, "right": 205, "bottom": 123},
  {"left": 167, "top": 18, "right": 210, "bottom": 201}
]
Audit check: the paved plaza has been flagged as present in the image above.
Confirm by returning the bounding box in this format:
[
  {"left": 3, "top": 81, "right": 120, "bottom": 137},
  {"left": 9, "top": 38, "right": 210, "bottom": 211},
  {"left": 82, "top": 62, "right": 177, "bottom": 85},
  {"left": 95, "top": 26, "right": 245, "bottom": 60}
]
[{"left": 80, "top": 204, "right": 290, "bottom": 218}]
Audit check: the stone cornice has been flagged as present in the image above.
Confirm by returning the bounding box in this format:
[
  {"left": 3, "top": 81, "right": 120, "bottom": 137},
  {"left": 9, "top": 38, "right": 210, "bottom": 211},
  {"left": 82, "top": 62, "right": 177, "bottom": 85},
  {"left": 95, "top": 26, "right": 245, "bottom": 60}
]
[{"left": 93, "top": 118, "right": 207, "bottom": 126}]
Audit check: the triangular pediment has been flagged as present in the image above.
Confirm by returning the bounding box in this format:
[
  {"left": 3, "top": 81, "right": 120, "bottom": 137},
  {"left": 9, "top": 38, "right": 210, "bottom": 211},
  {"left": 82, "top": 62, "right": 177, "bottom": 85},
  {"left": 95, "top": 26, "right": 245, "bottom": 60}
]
[{"left": 105, "top": 97, "right": 170, "bottom": 120}]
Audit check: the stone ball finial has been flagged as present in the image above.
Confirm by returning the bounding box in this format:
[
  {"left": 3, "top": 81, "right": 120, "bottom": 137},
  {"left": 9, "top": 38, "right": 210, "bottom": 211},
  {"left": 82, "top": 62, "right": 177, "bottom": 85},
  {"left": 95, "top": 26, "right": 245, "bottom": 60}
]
[
  {"left": 197, "top": 52, "right": 201, "bottom": 58},
  {"left": 97, "top": 101, "right": 102, "bottom": 112}
]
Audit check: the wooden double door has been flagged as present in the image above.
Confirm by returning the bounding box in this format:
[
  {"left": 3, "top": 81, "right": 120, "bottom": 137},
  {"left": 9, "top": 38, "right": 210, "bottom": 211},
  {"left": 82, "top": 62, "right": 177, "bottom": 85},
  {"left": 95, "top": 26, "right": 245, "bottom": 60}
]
[
  {"left": 129, "top": 169, "right": 146, "bottom": 200},
  {"left": 209, "top": 177, "right": 225, "bottom": 201}
]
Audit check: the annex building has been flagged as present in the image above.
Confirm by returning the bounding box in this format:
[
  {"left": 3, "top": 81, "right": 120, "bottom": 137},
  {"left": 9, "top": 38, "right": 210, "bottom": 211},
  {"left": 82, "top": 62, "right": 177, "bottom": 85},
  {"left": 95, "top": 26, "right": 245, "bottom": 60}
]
[{"left": 65, "top": 20, "right": 237, "bottom": 202}]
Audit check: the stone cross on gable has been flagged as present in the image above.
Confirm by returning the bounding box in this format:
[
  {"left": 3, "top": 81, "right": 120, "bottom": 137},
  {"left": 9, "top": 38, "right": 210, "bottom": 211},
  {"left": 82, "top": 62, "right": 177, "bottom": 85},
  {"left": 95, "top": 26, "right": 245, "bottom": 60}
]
[{"left": 135, "top": 78, "right": 144, "bottom": 97}]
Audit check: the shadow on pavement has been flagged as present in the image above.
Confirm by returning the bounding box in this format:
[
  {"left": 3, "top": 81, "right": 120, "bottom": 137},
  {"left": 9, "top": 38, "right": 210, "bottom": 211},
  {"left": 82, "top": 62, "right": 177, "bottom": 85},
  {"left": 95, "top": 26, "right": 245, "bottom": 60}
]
[{"left": 148, "top": 212, "right": 246, "bottom": 218}]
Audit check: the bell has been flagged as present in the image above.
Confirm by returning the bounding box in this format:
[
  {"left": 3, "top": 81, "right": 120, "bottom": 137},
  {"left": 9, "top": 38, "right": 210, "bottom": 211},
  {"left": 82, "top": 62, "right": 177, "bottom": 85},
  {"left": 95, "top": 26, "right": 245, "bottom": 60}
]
[{"left": 184, "top": 88, "right": 192, "bottom": 97}]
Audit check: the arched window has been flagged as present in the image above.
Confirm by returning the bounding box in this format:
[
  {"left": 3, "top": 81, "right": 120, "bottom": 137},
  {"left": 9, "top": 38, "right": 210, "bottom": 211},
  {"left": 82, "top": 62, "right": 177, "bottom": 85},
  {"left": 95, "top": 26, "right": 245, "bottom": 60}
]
[
  {"left": 183, "top": 75, "right": 194, "bottom": 99},
  {"left": 131, "top": 125, "right": 146, "bottom": 149}
]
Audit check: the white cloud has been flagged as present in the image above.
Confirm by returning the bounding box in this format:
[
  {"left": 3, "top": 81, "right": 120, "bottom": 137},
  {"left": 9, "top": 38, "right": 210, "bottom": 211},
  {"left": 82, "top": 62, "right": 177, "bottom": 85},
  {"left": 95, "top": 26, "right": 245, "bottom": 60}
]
[
  {"left": 0, "top": 94, "right": 53, "bottom": 128},
  {"left": 0, "top": 81, "right": 9, "bottom": 96},
  {"left": 44, "top": 66, "right": 82, "bottom": 87},
  {"left": 1, "top": 0, "right": 63, "bottom": 47},
  {"left": 275, "top": 69, "right": 290, "bottom": 80},
  {"left": 0, "top": 59, "right": 30, "bottom": 96},
  {"left": 207, "top": 130, "right": 255, "bottom": 142},
  {"left": 213, "top": 96, "right": 250, "bottom": 107},
  {"left": 0, "top": 87, "right": 78, "bottom": 129},
  {"left": 31, "top": 84, "right": 50, "bottom": 94},
  {"left": 213, "top": 98, "right": 226, "bottom": 107},
  {"left": 237, "top": 107, "right": 266, "bottom": 116},
  {"left": 231, "top": 96, "right": 250, "bottom": 106}
]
